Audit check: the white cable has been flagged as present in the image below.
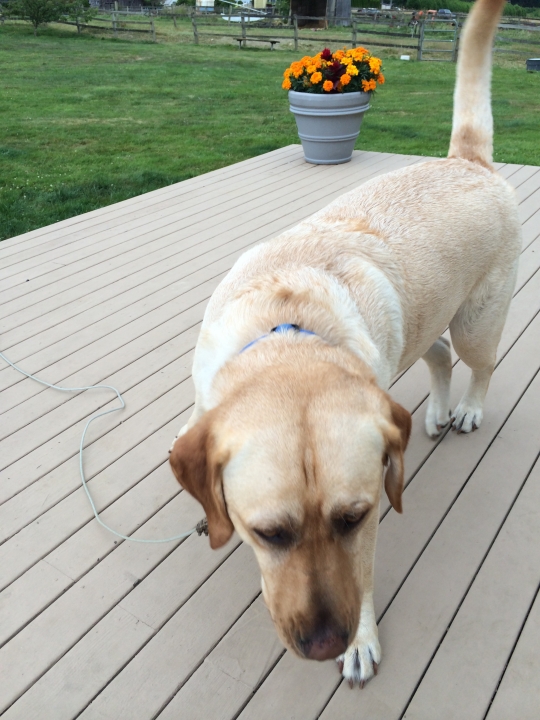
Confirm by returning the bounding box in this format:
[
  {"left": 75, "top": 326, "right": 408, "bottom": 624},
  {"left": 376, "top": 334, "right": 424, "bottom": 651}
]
[{"left": 0, "top": 350, "right": 196, "bottom": 543}]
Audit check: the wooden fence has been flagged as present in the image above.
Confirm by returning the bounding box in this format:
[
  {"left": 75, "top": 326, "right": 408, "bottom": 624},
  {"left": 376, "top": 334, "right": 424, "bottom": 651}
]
[
  {"left": 62, "top": 12, "right": 156, "bottom": 41},
  {"left": 189, "top": 12, "right": 540, "bottom": 62},
  {"left": 191, "top": 13, "right": 422, "bottom": 55}
]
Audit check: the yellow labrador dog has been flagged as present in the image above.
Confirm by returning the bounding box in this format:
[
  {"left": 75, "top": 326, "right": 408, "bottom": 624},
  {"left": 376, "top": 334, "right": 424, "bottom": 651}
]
[{"left": 170, "top": 0, "right": 521, "bottom": 686}]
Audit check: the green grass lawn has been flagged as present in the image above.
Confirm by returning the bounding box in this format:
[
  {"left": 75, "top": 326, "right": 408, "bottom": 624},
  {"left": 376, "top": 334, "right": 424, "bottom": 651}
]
[{"left": 1, "top": 21, "right": 539, "bottom": 241}]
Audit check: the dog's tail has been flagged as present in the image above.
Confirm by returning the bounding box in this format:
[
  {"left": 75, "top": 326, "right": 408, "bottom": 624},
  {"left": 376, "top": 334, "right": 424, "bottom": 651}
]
[{"left": 448, "top": 0, "right": 505, "bottom": 167}]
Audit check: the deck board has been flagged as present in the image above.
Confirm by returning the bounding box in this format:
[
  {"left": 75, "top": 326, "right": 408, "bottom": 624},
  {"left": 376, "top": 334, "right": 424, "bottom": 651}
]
[
  {"left": 1, "top": 146, "right": 539, "bottom": 719},
  {"left": 486, "top": 584, "right": 540, "bottom": 720},
  {"left": 402, "top": 452, "right": 540, "bottom": 720}
]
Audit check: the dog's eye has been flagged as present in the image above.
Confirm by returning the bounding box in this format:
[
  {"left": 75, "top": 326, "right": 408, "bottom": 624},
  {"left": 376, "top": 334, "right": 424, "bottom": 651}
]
[
  {"left": 254, "top": 528, "right": 293, "bottom": 547},
  {"left": 333, "top": 511, "right": 367, "bottom": 536}
]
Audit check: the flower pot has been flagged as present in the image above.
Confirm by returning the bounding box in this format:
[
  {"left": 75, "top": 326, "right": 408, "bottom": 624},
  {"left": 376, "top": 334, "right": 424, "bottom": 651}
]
[{"left": 289, "top": 90, "right": 371, "bottom": 165}]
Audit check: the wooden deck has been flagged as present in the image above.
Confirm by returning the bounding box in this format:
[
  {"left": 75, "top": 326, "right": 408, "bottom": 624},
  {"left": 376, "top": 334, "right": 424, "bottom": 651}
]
[{"left": 1, "top": 145, "right": 540, "bottom": 720}]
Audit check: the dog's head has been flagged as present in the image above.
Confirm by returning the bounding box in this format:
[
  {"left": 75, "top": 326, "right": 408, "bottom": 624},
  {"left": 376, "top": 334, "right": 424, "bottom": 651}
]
[{"left": 170, "top": 359, "right": 410, "bottom": 661}]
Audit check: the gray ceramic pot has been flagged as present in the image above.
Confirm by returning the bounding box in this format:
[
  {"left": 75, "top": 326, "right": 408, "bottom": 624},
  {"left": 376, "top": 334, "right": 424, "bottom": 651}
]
[{"left": 289, "top": 90, "right": 371, "bottom": 165}]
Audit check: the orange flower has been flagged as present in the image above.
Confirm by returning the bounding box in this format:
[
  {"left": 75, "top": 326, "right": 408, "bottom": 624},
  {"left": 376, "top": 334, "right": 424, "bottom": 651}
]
[
  {"left": 341, "top": 73, "right": 351, "bottom": 86},
  {"left": 361, "top": 78, "right": 377, "bottom": 92},
  {"left": 378, "top": 73, "right": 385, "bottom": 84},
  {"left": 351, "top": 47, "right": 368, "bottom": 61},
  {"left": 282, "top": 77, "right": 292, "bottom": 90},
  {"left": 310, "top": 71, "right": 323, "bottom": 84},
  {"left": 333, "top": 49, "right": 345, "bottom": 61},
  {"left": 369, "top": 57, "right": 382, "bottom": 74},
  {"left": 323, "top": 80, "right": 334, "bottom": 92},
  {"left": 291, "top": 61, "right": 304, "bottom": 78}
]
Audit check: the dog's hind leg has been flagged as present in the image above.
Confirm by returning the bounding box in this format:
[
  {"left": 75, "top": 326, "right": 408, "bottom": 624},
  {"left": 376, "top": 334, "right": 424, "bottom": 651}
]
[
  {"left": 449, "top": 265, "right": 517, "bottom": 433},
  {"left": 423, "top": 336, "right": 453, "bottom": 438}
]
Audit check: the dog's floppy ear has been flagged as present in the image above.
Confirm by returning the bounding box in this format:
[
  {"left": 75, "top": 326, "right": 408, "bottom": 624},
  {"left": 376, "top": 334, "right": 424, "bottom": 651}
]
[
  {"left": 383, "top": 400, "right": 412, "bottom": 514},
  {"left": 169, "top": 411, "right": 233, "bottom": 549}
]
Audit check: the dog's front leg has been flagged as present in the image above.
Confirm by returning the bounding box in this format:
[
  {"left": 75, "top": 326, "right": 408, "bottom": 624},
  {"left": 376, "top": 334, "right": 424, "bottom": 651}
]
[{"left": 337, "top": 510, "right": 381, "bottom": 687}]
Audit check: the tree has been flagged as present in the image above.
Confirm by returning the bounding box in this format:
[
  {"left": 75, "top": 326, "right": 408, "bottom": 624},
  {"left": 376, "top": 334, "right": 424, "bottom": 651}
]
[
  {"left": 6, "top": 0, "right": 95, "bottom": 35},
  {"left": 67, "top": 0, "right": 96, "bottom": 31},
  {"left": 6, "top": 0, "right": 68, "bottom": 35}
]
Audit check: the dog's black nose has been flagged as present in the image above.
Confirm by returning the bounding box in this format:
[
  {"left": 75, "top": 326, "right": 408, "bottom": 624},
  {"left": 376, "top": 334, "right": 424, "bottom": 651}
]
[{"left": 298, "top": 626, "right": 349, "bottom": 661}]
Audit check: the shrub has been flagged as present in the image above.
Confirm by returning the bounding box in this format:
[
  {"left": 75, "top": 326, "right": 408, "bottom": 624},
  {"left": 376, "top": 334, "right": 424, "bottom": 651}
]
[
  {"left": 351, "top": 0, "right": 382, "bottom": 8},
  {"left": 405, "top": 0, "right": 529, "bottom": 14}
]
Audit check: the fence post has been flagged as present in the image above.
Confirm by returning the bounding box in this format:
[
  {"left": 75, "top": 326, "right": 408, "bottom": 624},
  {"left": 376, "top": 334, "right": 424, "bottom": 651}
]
[
  {"left": 191, "top": 11, "right": 198, "bottom": 44},
  {"left": 241, "top": 12, "right": 246, "bottom": 47},
  {"left": 151, "top": 18, "right": 156, "bottom": 42},
  {"left": 293, "top": 14, "right": 298, "bottom": 52},
  {"left": 417, "top": 19, "right": 425, "bottom": 61},
  {"left": 452, "top": 21, "right": 459, "bottom": 62},
  {"left": 173, "top": 7, "right": 177, "bottom": 29},
  {"left": 352, "top": 18, "right": 357, "bottom": 48}
]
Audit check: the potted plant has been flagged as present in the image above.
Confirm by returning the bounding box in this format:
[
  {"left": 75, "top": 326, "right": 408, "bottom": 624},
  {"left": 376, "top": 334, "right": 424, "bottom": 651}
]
[{"left": 282, "top": 47, "right": 385, "bottom": 165}]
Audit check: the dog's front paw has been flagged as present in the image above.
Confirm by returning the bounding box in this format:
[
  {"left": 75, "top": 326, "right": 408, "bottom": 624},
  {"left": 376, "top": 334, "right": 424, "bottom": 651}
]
[
  {"left": 336, "top": 625, "right": 381, "bottom": 688},
  {"left": 425, "top": 400, "right": 452, "bottom": 439},
  {"left": 451, "top": 400, "right": 483, "bottom": 433}
]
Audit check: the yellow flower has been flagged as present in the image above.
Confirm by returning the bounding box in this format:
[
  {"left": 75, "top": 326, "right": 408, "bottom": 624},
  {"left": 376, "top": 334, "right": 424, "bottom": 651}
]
[
  {"left": 341, "top": 73, "right": 351, "bottom": 86},
  {"left": 348, "top": 64, "right": 359, "bottom": 76},
  {"left": 310, "top": 71, "right": 323, "bottom": 84},
  {"left": 307, "top": 64, "right": 317, "bottom": 74},
  {"left": 282, "top": 77, "right": 292, "bottom": 90},
  {"left": 378, "top": 73, "right": 385, "bottom": 84},
  {"left": 323, "top": 80, "right": 334, "bottom": 92}
]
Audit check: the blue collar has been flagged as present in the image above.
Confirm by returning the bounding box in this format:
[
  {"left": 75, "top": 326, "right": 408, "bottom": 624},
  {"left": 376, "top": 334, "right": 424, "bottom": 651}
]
[{"left": 240, "top": 323, "right": 316, "bottom": 354}]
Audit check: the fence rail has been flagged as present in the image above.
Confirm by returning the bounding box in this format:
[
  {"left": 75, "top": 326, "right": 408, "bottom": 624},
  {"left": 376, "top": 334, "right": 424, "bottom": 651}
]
[{"left": 67, "top": 13, "right": 156, "bottom": 40}]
